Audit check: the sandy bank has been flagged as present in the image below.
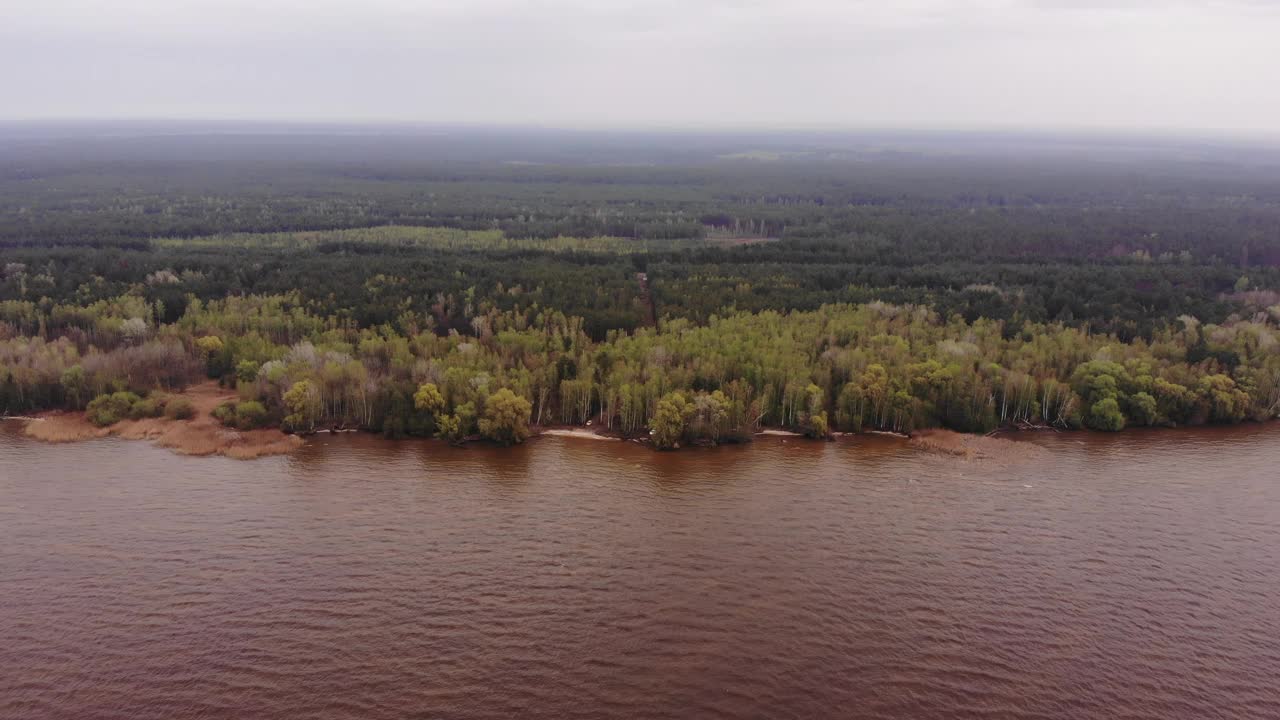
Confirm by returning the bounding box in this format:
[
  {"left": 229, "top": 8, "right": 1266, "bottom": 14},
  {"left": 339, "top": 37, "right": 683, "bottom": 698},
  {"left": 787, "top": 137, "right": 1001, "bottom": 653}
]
[
  {"left": 537, "top": 428, "right": 620, "bottom": 441},
  {"left": 23, "top": 382, "right": 303, "bottom": 460},
  {"left": 909, "top": 428, "right": 1043, "bottom": 461},
  {"left": 755, "top": 428, "right": 805, "bottom": 437}
]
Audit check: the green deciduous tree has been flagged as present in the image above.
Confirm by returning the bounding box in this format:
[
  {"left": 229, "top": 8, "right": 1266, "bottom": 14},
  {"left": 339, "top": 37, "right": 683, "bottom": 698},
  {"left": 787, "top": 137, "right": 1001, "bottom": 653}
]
[
  {"left": 60, "top": 365, "right": 88, "bottom": 409},
  {"left": 477, "top": 388, "right": 533, "bottom": 445},
  {"left": 86, "top": 391, "right": 142, "bottom": 427},
  {"left": 649, "top": 391, "right": 693, "bottom": 449},
  {"left": 282, "top": 379, "right": 322, "bottom": 433},
  {"left": 413, "top": 382, "right": 445, "bottom": 413},
  {"left": 1087, "top": 397, "right": 1126, "bottom": 432}
]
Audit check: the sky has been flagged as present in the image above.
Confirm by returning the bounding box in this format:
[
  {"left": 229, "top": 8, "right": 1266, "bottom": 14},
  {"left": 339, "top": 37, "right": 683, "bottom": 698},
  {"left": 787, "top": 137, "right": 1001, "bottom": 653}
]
[{"left": 3, "top": 0, "right": 1279, "bottom": 134}]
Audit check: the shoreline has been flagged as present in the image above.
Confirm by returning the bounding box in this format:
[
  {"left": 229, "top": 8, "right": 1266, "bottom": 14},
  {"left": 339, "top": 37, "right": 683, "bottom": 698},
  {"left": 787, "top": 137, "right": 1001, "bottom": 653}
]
[
  {"left": 13, "top": 391, "right": 1271, "bottom": 461},
  {"left": 19, "top": 383, "right": 302, "bottom": 460},
  {"left": 536, "top": 427, "right": 621, "bottom": 441}
]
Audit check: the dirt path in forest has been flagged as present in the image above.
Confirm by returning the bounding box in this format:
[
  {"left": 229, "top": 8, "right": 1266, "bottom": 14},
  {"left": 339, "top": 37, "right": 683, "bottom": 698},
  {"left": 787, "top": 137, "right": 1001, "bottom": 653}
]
[{"left": 636, "top": 271, "right": 658, "bottom": 327}]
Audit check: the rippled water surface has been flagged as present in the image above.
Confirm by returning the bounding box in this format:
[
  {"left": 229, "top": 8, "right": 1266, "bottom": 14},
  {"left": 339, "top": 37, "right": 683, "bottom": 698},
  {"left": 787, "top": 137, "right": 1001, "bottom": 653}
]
[{"left": 3, "top": 424, "right": 1280, "bottom": 719}]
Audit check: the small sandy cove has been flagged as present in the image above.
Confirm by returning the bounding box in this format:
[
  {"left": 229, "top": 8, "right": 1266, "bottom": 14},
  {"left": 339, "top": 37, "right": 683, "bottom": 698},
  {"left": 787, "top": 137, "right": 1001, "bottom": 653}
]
[{"left": 22, "top": 382, "right": 302, "bottom": 460}]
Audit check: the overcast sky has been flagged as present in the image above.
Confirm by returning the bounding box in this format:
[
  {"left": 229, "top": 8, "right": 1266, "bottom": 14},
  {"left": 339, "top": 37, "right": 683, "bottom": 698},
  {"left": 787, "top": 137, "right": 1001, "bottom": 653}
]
[{"left": 3, "top": 0, "right": 1278, "bottom": 134}]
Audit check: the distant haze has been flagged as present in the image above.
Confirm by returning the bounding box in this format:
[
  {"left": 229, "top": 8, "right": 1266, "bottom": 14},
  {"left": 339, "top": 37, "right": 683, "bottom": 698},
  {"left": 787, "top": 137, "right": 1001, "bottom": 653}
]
[{"left": 4, "top": 0, "right": 1280, "bottom": 135}]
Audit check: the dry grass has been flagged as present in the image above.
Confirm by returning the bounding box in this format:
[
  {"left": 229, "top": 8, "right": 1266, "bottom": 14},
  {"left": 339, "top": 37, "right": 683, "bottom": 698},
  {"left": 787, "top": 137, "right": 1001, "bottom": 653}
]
[
  {"left": 23, "top": 382, "right": 303, "bottom": 460},
  {"left": 23, "top": 413, "right": 111, "bottom": 443}
]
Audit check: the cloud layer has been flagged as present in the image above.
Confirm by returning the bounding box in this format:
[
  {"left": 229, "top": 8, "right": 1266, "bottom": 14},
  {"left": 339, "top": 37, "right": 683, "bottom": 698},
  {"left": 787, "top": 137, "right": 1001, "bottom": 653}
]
[{"left": 3, "top": 0, "right": 1278, "bottom": 133}]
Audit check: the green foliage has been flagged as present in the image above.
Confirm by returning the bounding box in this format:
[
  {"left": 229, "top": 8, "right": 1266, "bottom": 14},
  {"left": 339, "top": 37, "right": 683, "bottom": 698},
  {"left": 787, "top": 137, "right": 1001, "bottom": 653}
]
[
  {"left": 196, "top": 335, "right": 227, "bottom": 377},
  {"left": 477, "top": 388, "right": 533, "bottom": 445},
  {"left": 212, "top": 401, "right": 238, "bottom": 426},
  {"left": 413, "top": 383, "right": 445, "bottom": 414},
  {"left": 213, "top": 399, "right": 271, "bottom": 430},
  {"left": 650, "top": 392, "right": 693, "bottom": 449},
  {"left": 165, "top": 397, "right": 195, "bottom": 420},
  {"left": 129, "top": 397, "right": 164, "bottom": 419},
  {"left": 60, "top": 365, "right": 89, "bottom": 410},
  {"left": 1198, "top": 374, "right": 1250, "bottom": 424},
  {"left": 1152, "top": 378, "right": 1195, "bottom": 426},
  {"left": 12, "top": 295, "right": 1275, "bottom": 445},
  {"left": 234, "top": 401, "right": 269, "bottom": 430},
  {"left": 372, "top": 381, "right": 436, "bottom": 438},
  {"left": 86, "top": 392, "right": 143, "bottom": 427},
  {"left": 235, "top": 360, "right": 262, "bottom": 385},
  {"left": 1126, "top": 392, "right": 1159, "bottom": 426},
  {"left": 453, "top": 402, "right": 477, "bottom": 438},
  {"left": 436, "top": 414, "right": 465, "bottom": 443},
  {"left": 806, "top": 411, "right": 830, "bottom": 440},
  {"left": 282, "top": 380, "right": 322, "bottom": 433},
  {"left": 195, "top": 336, "right": 225, "bottom": 355},
  {"left": 687, "top": 389, "right": 734, "bottom": 443},
  {"left": 1087, "top": 397, "right": 1126, "bottom": 432}
]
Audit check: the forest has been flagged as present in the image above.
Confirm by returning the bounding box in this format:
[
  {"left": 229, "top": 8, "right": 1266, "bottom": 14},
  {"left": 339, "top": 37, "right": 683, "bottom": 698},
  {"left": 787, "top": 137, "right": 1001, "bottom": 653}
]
[{"left": 1, "top": 124, "right": 1278, "bottom": 446}]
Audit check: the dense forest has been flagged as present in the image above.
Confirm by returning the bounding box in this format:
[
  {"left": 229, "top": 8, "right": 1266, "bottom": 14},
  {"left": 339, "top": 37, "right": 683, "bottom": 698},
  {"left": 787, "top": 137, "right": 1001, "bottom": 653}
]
[{"left": 2, "top": 124, "right": 1278, "bottom": 446}]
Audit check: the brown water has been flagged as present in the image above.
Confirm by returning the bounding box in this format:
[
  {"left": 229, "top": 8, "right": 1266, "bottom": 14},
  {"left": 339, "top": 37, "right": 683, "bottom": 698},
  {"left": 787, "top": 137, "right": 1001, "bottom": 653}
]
[{"left": 3, "top": 424, "right": 1280, "bottom": 720}]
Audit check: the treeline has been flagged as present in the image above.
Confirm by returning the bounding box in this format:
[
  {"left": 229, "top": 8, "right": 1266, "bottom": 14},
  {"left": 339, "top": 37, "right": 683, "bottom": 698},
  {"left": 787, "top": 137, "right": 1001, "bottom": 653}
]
[
  {"left": 3, "top": 225, "right": 1278, "bottom": 343},
  {"left": 3, "top": 294, "right": 1277, "bottom": 447}
]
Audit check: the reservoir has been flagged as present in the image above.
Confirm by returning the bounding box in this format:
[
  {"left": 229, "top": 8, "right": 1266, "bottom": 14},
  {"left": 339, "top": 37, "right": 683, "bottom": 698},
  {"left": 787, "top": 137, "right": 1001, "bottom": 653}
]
[{"left": 2, "top": 424, "right": 1279, "bottom": 719}]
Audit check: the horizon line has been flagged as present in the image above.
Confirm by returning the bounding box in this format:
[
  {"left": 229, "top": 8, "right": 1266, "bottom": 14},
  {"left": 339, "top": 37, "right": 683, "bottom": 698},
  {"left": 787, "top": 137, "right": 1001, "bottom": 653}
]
[{"left": 3, "top": 116, "right": 1280, "bottom": 144}]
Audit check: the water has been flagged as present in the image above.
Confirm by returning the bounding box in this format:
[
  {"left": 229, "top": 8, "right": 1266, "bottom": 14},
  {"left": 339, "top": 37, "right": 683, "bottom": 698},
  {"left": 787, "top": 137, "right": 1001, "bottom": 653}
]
[{"left": 3, "top": 424, "right": 1279, "bottom": 719}]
